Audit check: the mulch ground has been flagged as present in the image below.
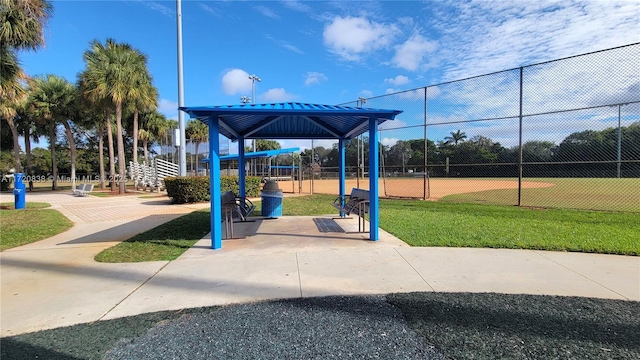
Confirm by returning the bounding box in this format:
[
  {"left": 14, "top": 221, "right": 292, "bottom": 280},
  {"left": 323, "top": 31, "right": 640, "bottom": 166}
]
[{"left": 1, "top": 293, "right": 638, "bottom": 360}]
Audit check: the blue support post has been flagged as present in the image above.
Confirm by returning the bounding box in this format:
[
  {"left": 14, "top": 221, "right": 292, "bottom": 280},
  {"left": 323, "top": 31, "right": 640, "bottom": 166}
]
[
  {"left": 368, "top": 117, "right": 379, "bottom": 241},
  {"left": 209, "top": 116, "right": 222, "bottom": 249},
  {"left": 238, "top": 136, "right": 246, "bottom": 198},
  {"left": 338, "top": 138, "right": 346, "bottom": 217}
]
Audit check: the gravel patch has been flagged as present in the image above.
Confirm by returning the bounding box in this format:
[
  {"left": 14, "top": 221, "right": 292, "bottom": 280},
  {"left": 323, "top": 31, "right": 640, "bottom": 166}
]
[{"left": 105, "top": 296, "right": 447, "bottom": 360}]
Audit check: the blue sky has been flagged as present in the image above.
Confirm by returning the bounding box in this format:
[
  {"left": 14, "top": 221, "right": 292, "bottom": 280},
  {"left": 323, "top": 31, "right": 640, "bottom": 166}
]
[{"left": 19, "top": 0, "right": 640, "bottom": 151}]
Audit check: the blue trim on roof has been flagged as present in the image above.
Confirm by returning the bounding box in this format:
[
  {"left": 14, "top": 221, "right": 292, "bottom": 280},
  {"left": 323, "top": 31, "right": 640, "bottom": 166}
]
[{"left": 179, "top": 102, "right": 402, "bottom": 141}]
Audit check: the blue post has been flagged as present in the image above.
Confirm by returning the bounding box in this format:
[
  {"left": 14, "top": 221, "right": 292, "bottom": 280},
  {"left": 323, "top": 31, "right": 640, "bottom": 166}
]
[
  {"left": 338, "top": 138, "right": 346, "bottom": 217},
  {"left": 209, "top": 117, "right": 222, "bottom": 249},
  {"left": 14, "top": 173, "right": 26, "bottom": 210},
  {"left": 368, "top": 117, "right": 379, "bottom": 241},
  {"left": 238, "top": 136, "right": 246, "bottom": 198}
]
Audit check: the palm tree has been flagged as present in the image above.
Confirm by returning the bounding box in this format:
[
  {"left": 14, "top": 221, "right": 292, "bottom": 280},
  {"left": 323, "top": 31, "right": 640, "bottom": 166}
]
[
  {"left": 81, "top": 39, "right": 150, "bottom": 193},
  {"left": 16, "top": 97, "right": 46, "bottom": 184},
  {"left": 0, "top": 0, "right": 53, "bottom": 173},
  {"left": 139, "top": 110, "right": 167, "bottom": 165},
  {"left": 29, "top": 75, "right": 76, "bottom": 190},
  {"left": 129, "top": 74, "right": 158, "bottom": 164},
  {"left": 0, "top": 55, "right": 25, "bottom": 172},
  {"left": 445, "top": 130, "right": 467, "bottom": 145},
  {"left": 0, "top": 0, "right": 53, "bottom": 51},
  {"left": 185, "top": 119, "right": 208, "bottom": 174},
  {"left": 78, "top": 68, "right": 115, "bottom": 190}
]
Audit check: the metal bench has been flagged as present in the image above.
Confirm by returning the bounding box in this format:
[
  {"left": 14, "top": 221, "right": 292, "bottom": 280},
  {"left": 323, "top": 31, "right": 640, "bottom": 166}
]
[
  {"left": 72, "top": 184, "right": 87, "bottom": 195},
  {"left": 221, "top": 191, "right": 256, "bottom": 239},
  {"left": 75, "top": 184, "right": 94, "bottom": 197},
  {"left": 331, "top": 188, "right": 370, "bottom": 233}
]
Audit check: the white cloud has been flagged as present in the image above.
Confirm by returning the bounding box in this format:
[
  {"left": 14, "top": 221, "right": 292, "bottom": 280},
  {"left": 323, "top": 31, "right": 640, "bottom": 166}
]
[
  {"left": 158, "top": 98, "right": 178, "bottom": 117},
  {"left": 221, "top": 69, "right": 252, "bottom": 95},
  {"left": 381, "top": 137, "right": 400, "bottom": 147},
  {"left": 360, "top": 89, "right": 374, "bottom": 98},
  {"left": 260, "top": 88, "right": 298, "bottom": 102},
  {"left": 432, "top": 1, "right": 640, "bottom": 81},
  {"left": 379, "top": 117, "right": 408, "bottom": 130},
  {"left": 384, "top": 75, "right": 410, "bottom": 86},
  {"left": 280, "top": 0, "right": 313, "bottom": 14},
  {"left": 265, "top": 34, "right": 304, "bottom": 54},
  {"left": 199, "top": 3, "right": 220, "bottom": 16},
  {"left": 254, "top": 5, "right": 280, "bottom": 19},
  {"left": 392, "top": 33, "right": 438, "bottom": 71},
  {"left": 136, "top": 1, "right": 173, "bottom": 16},
  {"left": 323, "top": 16, "right": 399, "bottom": 61},
  {"left": 305, "top": 72, "right": 328, "bottom": 86}
]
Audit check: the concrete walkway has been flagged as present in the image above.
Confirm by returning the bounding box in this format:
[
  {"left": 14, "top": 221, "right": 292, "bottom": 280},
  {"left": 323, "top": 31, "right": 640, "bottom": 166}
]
[{"left": 1, "top": 191, "right": 638, "bottom": 337}]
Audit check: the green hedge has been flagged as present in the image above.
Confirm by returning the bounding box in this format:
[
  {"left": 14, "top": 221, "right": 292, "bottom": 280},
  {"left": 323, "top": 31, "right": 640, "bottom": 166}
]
[
  {"left": 221, "top": 176, "right": 261, "bottom": 198},
  {"left": 164, "top": 176, "right": 261, "bottom": 204}
]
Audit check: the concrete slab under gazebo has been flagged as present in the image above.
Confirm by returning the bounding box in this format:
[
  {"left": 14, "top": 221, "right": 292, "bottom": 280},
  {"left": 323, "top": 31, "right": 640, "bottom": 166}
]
[{"left": 179, "top": 102, "right": 403, "bottom": 249}]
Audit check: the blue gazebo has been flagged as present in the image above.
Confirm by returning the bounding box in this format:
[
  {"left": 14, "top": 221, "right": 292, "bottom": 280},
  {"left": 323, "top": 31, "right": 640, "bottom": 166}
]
[{"left": 179, "top": 102, "right": 403, "bottom": 249}]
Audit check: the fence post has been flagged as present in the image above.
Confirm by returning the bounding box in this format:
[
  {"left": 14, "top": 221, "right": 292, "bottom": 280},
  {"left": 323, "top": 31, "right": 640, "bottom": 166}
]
[
  {"left": 423, "top": 86, "right": 428, "bottom": 200},
  {"left": 518, "top": 67, "right": 524, "bottom": 207}
]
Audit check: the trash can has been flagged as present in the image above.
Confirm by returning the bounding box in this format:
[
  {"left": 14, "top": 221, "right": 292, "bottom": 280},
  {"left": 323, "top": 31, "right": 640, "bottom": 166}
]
[
  {"left": 13, "top": 173, "right": 26, "bottom": 210},
  {"left": 261, "top": 180, "right": 283, "bottom": 218}
]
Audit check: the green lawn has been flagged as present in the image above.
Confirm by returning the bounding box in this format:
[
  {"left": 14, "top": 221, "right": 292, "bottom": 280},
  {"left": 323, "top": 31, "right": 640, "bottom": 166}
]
[
  {"left": 94, "top": 209, "right": 211, "bottom": 263},
  {"left": 442, "top": 177, "right": 640, "bottom": 212},
  {"left": 0, "top": 202, "right": 73, "bottom": 251},
  {"left": 379, "top": 199, "right": 639, "bottom": 255},
  {"left": 96, "top": 193, "right": 637, "bottom": 262}
]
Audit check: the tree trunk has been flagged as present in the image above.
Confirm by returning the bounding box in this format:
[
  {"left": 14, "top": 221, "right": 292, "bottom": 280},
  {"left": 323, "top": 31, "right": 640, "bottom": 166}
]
[
  {"left": 115, "top": 102, "right": 126, "bottom": 194},
  {"left": 143, "top": 138, "right": 149, "bottom": 165},
  {"left": 62, "top": 120, "right": 77, "bottom": 190},
  {"left": 4, "top": 118, "right": 23, "bottom": 173},
  {"left": 195, "top": 141, "right": 200, "bottom": 175},
  {"left": 49, "top": 121, "right": 58, "bottom": 190},
  {"left": 132, "top": 109, "right": 139, "bottom": 164},
  {"left": 106, "top": 112, "right": 116, "bottom": 191},
  {"left": 24, "top": 125, "right": 32, "bottom": 191},
  {"left": 98, "top": 119, "right": 105, "bottom": 190}
]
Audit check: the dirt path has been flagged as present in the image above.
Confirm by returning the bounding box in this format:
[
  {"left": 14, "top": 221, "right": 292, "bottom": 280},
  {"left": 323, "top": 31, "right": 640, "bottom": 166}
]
[{"left": 289, "top": 178, "right": 554, "bottom": 199}]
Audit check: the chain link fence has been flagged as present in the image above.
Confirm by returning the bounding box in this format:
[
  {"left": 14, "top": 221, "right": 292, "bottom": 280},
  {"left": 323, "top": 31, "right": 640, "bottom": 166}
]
[
  {"left": 340, "top": 43, "right": 640, "bottom": 212},
  {"left": 152, "top": 44, "right": 639, "bottom": 212}
]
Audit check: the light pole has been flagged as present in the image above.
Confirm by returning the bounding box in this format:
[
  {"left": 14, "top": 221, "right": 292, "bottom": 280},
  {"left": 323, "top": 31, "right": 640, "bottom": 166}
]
[
  {"left": 176, "top": 0, "right": 186, "bottom": 176},
  {"left": 612, "top": 103, "right": 629, "bottom": 178},
  {"left": 248, "top": 75, "right": 261, "bottom": 175},
  {"left": 240, "top": 96, "right": 251, "bottom": 175}
]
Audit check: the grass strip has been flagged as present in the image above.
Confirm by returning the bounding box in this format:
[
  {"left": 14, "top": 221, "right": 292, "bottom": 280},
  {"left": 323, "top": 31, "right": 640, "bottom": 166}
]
[
  {"left": 388, "top": 292, "right": 640, "bottom": 360},
  {"left": 0, "top": 202, "right": 73, "bottom": 251},
  {"left": 379, "top": 200, "right": 640, "bottom": 255},
  {"left": 94, "top": 209, "right": 211, "bottom": 263},
  {"left": 441, "top": 178, "right": 640, "bottom": 212},
  {"left": 2, "top": 293, "right": 638, "bottom": 360}
]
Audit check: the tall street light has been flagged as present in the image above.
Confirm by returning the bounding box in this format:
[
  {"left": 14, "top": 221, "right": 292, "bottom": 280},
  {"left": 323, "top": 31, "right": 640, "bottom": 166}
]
[
  {"left": 249, "top": 74, "right": 261, "bottom": 103},
  {"left": 176, "top": 0, "right": 186, "bottom": 176},
  {"left": 248, "top": 74, "right": 261, "bottom": 175}
]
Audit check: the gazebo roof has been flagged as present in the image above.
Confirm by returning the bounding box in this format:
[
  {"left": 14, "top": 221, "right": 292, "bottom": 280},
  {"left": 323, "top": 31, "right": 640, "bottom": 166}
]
[{"left": 179, "top": 102, "right": 402, "bottom": 141}]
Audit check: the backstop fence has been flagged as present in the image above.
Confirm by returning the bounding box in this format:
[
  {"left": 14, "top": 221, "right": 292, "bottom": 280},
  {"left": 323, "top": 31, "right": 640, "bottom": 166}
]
[{"left": 337, "top": 43, "right": 640, "bottom": 212}]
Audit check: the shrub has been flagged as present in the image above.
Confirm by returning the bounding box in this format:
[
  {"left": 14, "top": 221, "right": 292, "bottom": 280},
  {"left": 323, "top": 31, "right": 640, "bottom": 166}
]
[
  {"left": 164, "top": 176, "right": 210, "bottom": 204},
  {"left": 165, "top": 176, "right": 262, "bottom": 204},
  {"left": 221, "top": 176, "right": 261, "bottom": 198}
]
